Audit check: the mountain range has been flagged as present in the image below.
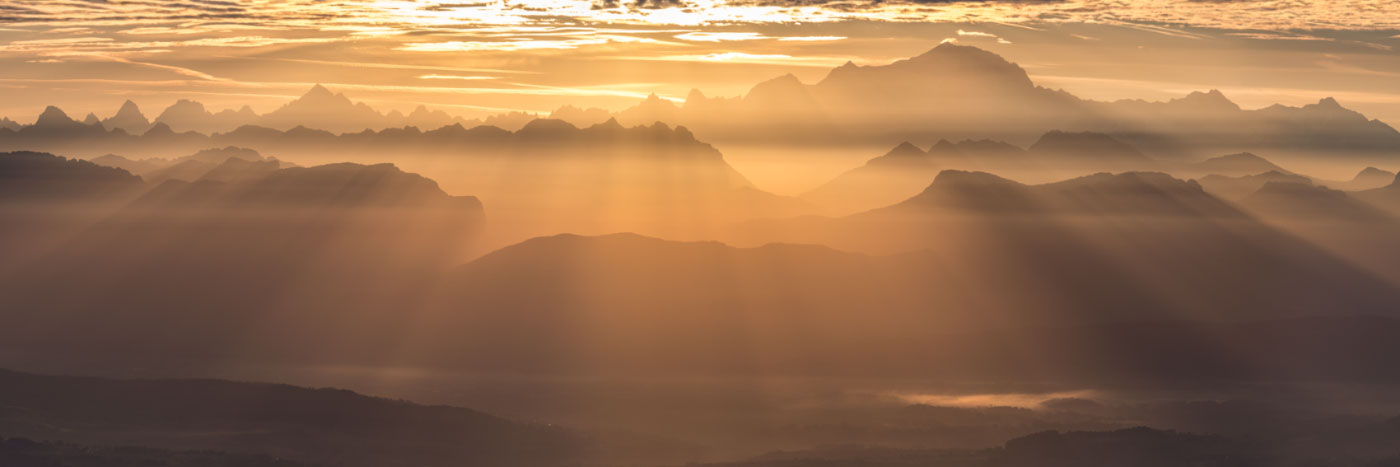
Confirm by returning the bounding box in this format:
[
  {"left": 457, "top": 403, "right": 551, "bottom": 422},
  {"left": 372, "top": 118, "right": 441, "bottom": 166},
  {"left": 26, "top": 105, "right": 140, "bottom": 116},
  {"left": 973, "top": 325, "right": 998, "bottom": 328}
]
[
  {"left": 13, "top": 85, "right": 538, "bottom": 136},
  {"left": 551, "top": 43, "right": 1400, "bottom": 166}
]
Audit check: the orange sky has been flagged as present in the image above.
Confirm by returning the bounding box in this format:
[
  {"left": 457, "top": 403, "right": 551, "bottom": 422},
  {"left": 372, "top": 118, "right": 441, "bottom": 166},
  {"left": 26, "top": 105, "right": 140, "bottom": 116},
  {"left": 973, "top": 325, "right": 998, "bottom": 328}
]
[{"left": 1, "top": 0, "right": 1398, "bottom": 124}]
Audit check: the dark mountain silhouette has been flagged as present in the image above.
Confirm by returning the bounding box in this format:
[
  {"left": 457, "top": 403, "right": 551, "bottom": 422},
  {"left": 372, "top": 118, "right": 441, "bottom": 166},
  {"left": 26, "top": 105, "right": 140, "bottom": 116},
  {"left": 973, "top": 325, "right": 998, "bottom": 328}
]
[
  {"left": 0, "top": 368, "right": 587, "bottom": 467},
  {"left": 0, "top": 151, "right": 142, "bottom": 200},
  {"left": 1240, "top": 181, "right": 1393, "bottom": 222},
  {"left": 1197, "top": 170, "right": 1313, "bottom": 200},
  {"left": 0, "top": 117, "right": 19, "bottom": 131},
  {"left": 1, "top": 437, "right": 315, "bottom": 467}
]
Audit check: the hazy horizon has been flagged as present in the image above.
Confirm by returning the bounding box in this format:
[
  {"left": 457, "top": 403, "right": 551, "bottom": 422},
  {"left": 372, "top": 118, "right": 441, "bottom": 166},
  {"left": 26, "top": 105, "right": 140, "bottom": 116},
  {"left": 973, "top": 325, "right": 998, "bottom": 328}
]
[{"left": 4, "top": 2, "right": 1400, "bottom": 467}]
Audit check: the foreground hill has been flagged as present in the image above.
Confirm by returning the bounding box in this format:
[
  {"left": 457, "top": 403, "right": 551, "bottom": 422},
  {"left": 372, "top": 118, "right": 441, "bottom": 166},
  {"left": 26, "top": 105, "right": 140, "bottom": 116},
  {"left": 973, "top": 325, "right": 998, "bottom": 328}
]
[
  {"left": 692, "top": 424, "right": 1400, "bottom": 467},
  {"left": 0, "top": 369, "right": 586, "bottom": 467}
]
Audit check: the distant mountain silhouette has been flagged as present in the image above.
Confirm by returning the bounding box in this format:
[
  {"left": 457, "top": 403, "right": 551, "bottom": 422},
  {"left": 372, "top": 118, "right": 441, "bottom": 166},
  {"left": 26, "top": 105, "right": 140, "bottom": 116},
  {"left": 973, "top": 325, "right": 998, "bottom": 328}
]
[
  {"left": 1241, "top": 181, "right": 1393, "bottom": 222},
  {"left": 90, "top": 153, "right": 167, "bottom": 173},
  {"left": 1351, "top": 173, "right": 1400, "bottom": 215},
  {"left": 536, "top": 43, "right": 1400, "bottom": 165},
  {"left": 1027, "top": 131, "right": 1159, "bottom": 171},
  {"left": 1180, "top": 152, "right": 1289, "bottom": 177},
  {"left": 0, "top": 368, "right": 587, "bottom": 467},
  {"left": 137, "top": 146, "right": 274, "bottom": 184},
  {"left": 1198, "top": 170, "right": 1313, "bottom": 200},
  {"left": 892, "top": 170, "right": 1239, "bottom": 218},
  {"left": 1350, "top": 167, "right": 1397, "bottom": 188},
  {"left": 258, "top": 84, "right": 395, "bottom": 133},
  {"left": 153, "top": 99, "right": 258, "bottom": 134},
  {"left": 100, "top": 100, "right": 151, "bottom": 134},
  {"left": 803, "top": 132, "right": 1157, "bottom": 214},
  {"left": 1310, "top": 166, "right": 1397, "bottom": 191}
]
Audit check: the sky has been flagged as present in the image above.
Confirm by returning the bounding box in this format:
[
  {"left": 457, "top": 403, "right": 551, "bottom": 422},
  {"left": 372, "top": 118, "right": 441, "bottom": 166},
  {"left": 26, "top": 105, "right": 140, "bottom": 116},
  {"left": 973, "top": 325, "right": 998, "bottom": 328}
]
[{"left": 1, "top": 0, "right": 1398, "bottom": 124}]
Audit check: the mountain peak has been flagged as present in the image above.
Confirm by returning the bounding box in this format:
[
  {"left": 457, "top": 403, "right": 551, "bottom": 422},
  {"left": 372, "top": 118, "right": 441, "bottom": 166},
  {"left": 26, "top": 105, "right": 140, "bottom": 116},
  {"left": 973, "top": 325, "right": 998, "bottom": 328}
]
[
  {"left": 34, "top": 106, "right": 76, "bottom": 126},
  {"left": 1175, "top": 89, "right": 1240, "bottom": 111},
  {"left": 305, "top": 84, "right": 334, "bottom": 99},
  {"left": 119, "top": 99, "right": 139, "bottom": 112},
  {"left": 887, "top": 141, "right": 924, "bottom": 156}
]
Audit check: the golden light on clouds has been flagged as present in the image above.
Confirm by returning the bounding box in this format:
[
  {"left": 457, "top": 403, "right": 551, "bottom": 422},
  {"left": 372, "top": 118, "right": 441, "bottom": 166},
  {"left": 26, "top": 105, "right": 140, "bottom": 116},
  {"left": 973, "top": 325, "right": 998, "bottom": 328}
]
[{"left": 1, "top": 0, "right": 1398, "bottom": 124}]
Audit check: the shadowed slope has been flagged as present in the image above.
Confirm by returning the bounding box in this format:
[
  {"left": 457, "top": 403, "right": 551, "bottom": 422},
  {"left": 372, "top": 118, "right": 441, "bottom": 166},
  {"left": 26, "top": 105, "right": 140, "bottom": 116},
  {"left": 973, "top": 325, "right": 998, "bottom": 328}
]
[
  {"left": 0, "top": 369, "right": 587, "bottom": 467},
  {"left": 0, "top": 162, "right": 484, "bottom": 370}
]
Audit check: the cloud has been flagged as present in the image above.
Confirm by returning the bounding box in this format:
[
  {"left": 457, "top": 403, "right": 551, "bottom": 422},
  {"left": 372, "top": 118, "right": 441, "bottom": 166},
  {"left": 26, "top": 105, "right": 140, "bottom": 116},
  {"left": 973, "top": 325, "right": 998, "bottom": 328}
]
[
  {"left": 420, "top": 74, "right": 499, "bottom": 80},
  {"left": 627, "top": 52, "right": 852, "bottom": 67},
  {"left": 956, "top": 29, "right": 996, "bottom": 38},
  {"left": 674, "top": 31, "right": 769, "bottom": 42},
  {"left": 957, "top": 29, "right": 1011, "bottom": 44},
  {"left": 398, "top": 38, "right": 611, "bottom": 52},
  {"left": 778, "top": 35, "right": 847, "bottom": 41}
]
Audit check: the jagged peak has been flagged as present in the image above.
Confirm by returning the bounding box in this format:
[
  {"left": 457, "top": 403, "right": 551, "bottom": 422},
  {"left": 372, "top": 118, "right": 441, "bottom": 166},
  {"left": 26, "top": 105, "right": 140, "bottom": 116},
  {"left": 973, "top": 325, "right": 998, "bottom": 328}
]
[
  {"left": 34, "top": 106, "right": 76, "bottom": 126},
  {"left": 116, "top": 99, "right": 142, "bottom": 114},
  {"left": 1174, "top": 89, "right": 1240, "bottom": 111},
  {"left": 168, "top": 99, "right": 207, "bottom": 111}
]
